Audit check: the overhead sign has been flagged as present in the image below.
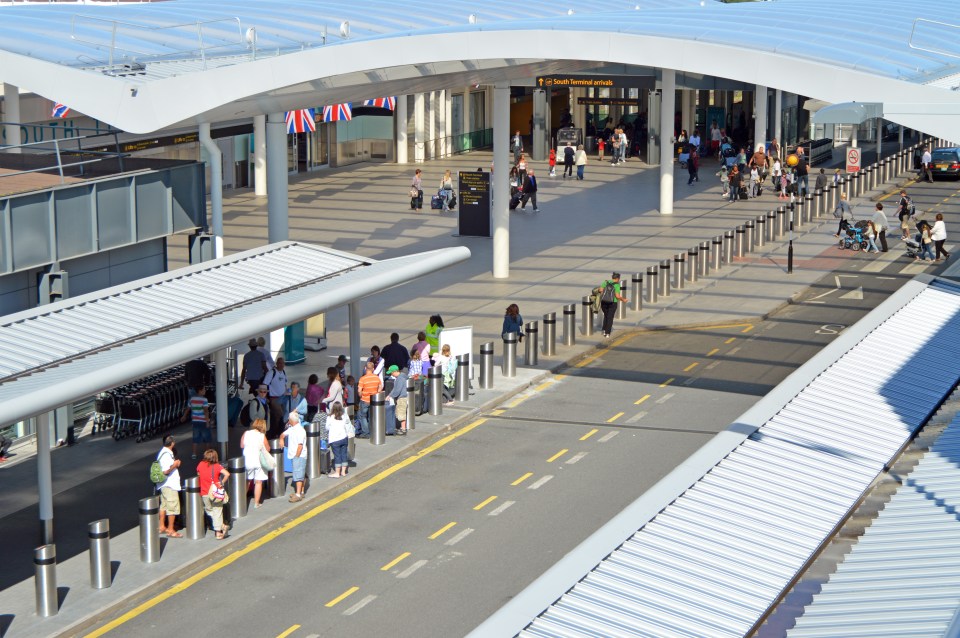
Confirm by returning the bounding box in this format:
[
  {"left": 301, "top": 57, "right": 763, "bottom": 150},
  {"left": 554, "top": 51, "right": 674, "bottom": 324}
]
[
  {"left": 457, "top": 171, "right": 491, "bottom": 237},
  {"left": 846, "top": 147, "right": 862, "bottom": 173},
  {"left": 536, "top": 75, "right": 641, "bottom": 89},
  {"left": 577, "top": 97, "right": 642, "bottom": 107}
]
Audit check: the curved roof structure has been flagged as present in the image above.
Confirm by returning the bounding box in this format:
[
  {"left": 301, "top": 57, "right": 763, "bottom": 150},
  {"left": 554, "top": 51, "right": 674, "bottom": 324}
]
[{"left": 0, "top": 0, "right": 958, "bottom": 136}]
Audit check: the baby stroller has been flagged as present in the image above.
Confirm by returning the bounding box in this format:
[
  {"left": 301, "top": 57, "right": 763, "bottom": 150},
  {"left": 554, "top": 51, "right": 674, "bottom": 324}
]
[
  {"left": 721, "top": 146, "right": 738, "bottom": 169},
  {"left": 904, "top": 220, "right": 930, "bottom": 258},
  {"left": 838, "top": 220, "right": 869, "bottom": 251}
]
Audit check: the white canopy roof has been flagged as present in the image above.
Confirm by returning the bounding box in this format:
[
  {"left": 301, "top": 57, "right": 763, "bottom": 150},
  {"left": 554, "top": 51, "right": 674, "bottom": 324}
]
[{"left": 0, "top": 0, "right": 958, "bottom": 138}]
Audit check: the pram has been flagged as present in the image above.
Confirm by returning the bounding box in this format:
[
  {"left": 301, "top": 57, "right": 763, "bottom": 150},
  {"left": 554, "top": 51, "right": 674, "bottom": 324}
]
[
  {"left": 838, "top": 220, "right": 869, "bottom": 251},
  {"left": 904, "top": 220, "right": 931, "bottom": 258},
  {"left": 721, "top": 146, "right": 738, "bottom": 169}
]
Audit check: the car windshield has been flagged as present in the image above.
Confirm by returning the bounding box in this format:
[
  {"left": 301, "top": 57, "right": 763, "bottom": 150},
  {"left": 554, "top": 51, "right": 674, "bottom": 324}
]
[{"left": 931, "top": 150, "right": 959, "bottom": 162}]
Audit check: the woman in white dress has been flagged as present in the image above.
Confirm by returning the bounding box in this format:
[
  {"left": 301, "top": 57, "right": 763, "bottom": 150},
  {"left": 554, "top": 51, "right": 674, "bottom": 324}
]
[{"left": 241, "top": 418, "right": 268, "bottom": 508}]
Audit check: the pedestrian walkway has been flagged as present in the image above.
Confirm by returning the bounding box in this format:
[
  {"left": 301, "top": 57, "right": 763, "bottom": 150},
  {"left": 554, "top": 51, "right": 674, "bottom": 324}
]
[{"left": 1, "top": 137, "right": 948, "bottom": 638}]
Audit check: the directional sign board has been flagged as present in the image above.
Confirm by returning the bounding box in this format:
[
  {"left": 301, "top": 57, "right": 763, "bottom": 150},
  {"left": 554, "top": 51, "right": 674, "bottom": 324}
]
[
  {"left": 846, "top": 147, "right": 862, "bottom": 173},
  {"left": 536, "top": 75, "right": 644, "bottom": 89}
]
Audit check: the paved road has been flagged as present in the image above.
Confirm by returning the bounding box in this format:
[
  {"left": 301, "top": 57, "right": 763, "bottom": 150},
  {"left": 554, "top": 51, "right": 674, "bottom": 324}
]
[{"left": 74, "top": 252, "right": 923, "bottom": 638}]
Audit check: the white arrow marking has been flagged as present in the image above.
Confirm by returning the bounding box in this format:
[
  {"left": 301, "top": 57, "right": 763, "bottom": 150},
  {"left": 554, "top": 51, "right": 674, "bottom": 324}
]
[{"left": 839, "top": 286, "right": 864, "bottom": 300}]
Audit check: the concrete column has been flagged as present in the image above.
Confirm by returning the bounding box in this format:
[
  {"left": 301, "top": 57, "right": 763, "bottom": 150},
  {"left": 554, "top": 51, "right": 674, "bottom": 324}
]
[
  {"left": 575, "top": 88, "right": 587, "bottom": 132},
  {"left": 876, "top": 117, "right": 882, "bottom": 160},
  {"left": 414, "top": 93, "right": 425, "bottom": 163},
  {"left": 444, "top": 89, "right": 453, "bottom": 158},
  {"left": 253, "top": 114, "right": 267, "bottom": 197},
  {"left": 215, "top": 348, "right": 228, "bottom": 459},
  {"left": 754, "top": 84, "right": 768, "bottom": 151},
  {"left": 428, "top": 91, "right": 436, "bottom": 160},
  {"left": 681, "top": 89, "right": 693, "bottom": 136},
  {"left": 898, "top": 124, "right": 904, "bottom": 151},
  {"left": 396, "top": 95, "right": 408, "bottom": 164},
  {"left": 851, "top": 124, "right": 858, "bottom": 149},
  {"left": 198, "top": 123, "right": 224, "bottom": 245},
  {"left": 3, "top": 83, "right": 21, "bottom": 152},
  {"left": 37, "top": 411, "right": 53, "bottom": 544},
  {"left": 266, "top": 112, "right": 288, "bottom": 243},
  {"left": 493, "top": 82, "right": 510, "bottom": 279},
  {"left": 348, "top": 302, "right": 362, "bottom": 381},
  {"left": 773, "top": 90, "right": 782, "bottom": 143},
  {"left": 532, "top": 88, "right": 547, "bottom": 161},
  {"left": 659, "top": 69, "right": 676, "bottom": 216},
  {"left": 462, "top": 87, "right": 472, "bottom": 152}
]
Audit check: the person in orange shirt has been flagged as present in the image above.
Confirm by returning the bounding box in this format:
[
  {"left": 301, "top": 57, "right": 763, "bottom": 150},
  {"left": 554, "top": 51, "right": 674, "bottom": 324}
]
[{"left": 356, "top": 360, "right": 383, "bottom": 438}]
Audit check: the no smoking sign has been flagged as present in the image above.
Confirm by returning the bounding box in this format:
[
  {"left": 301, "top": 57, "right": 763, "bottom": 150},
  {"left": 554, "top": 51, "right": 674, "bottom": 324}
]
[{"left": 846, "top": 147, "right": 862, "bottom": 173}]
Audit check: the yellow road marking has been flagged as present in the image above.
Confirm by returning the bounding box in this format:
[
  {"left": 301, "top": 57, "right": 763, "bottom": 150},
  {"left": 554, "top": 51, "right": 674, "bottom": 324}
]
[
  {"left": 635, "top": 394, "right": 651, "bottom": 405},
  {"left": 80, "top": 417, "right": 489, "bottom": 638},
  {"left": 684, "top": 322, "right": 754, "bottom": 332},
  {"left": 683, "top": 362, "right": 699, "bottom": 372},
  {"left": 506, "top": 395, "right": 529, "bottom": 408},
  {"left": 533, "top": 381, "right": 554, "bottom": 392},
  {"left": 606, "top": 412, "right": 624, "bottom": 423},
  {"left": 491, "top": 409, "right": 505, "bottom": 416},
  {"left": 326, "top": 587, "right": 359, "bottom": 608},
  {"left": 429, "top": 522, "right": 457, "bottom": 540},
  {"left": 580, "top": 428, "right": 599, "bottom": 441},
  {"left": 381, "top": 552, "right": 411, "bottom": 571},
  {"left": 473, "top": 496, "right": 498, "bottom": 511},
  {"left": 554, "top": 374, "right": 567, "bottom": 380},
  {"left": 511, "top": 472, "right": 533, "bottom": 486},
  {"left": 660, "top": 378, "right": 675, "bottom": 388},
  {"left": 740, "top": 325, "right": 754, "bottom": 333},
  {"left": 724, "top": 337, "right": 736, "bottom": 344},
  {"left": 276, "top": 625, "right": 300, "bottom": 638},
  {"left": 547, "top": 449, "right": 568, "bottom": 463},
  {"left": 707, "top": 348, "right": 720, "bottom": 357}
]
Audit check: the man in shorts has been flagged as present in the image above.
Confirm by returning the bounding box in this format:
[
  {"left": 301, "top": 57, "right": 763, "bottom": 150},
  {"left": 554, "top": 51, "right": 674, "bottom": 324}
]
[
  {"left": 386, "top": 365, "right": 409, "bottom": 435},
  {"left": 156, "top": 436, "right": 182, "bottom": 537},
  {"left": 279, "top": 412, "right": 307, "bottom": 502},
  {"left": 182, "top": 385, "right": 211, "bottom": 460}
]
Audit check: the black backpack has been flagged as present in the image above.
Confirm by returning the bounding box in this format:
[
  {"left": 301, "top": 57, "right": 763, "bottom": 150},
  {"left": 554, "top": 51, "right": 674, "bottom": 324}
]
[{"left": 600, "top": 282, "right": 616, "bottom": 303}]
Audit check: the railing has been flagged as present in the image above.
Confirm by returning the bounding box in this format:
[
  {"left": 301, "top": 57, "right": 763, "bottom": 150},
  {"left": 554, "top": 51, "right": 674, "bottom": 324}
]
[
  {"left": 0, "top": 125, "right": 126, "bottom": 185},
  {"left": 407, "top": 128, "right": 494, "bottom": 161}
]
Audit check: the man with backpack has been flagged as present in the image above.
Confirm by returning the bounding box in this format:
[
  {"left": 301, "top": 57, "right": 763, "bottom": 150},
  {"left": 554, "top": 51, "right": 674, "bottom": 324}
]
[{"left": 597, "top": 273, "right": 628, "bottom": 339}]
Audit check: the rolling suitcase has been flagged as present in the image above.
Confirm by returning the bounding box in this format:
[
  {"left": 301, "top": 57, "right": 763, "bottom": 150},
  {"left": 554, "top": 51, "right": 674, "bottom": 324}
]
[
  {"left": 509, "top": 192, "right": 522, "bottom": 210},
  {"left": 227, "top": 395, "right": 244, "bottom": 427},
  {"left": 431, "top": 194, "right": 443, "bottom": 210}
]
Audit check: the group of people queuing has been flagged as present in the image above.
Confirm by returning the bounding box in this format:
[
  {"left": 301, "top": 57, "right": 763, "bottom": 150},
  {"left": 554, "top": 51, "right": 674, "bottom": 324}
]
[
  {"left": 712, "top": 138, "right": 814, "bottom": 204},
  {"left": 409, "top": 168, "right": 457, "bottom": 212}
]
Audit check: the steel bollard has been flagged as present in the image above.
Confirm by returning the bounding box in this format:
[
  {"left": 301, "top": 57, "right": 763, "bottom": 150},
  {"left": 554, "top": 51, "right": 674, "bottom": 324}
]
[
  {"left": 616, "top": 288, "right": 627, "bottom": 319},
  {"left": 371, "top": 391, "right": 387, "bottom": 441},
  {"left": 479, "top": 342, "right": 494, "bottom": 389},
  {"left": 699, "top": 241, "right": 711, "bottom": 276},
  {"left": 524, "top": 321, "right": 539, "bottom": 365},
  {"left": 269, "top": 438, "right": 285, "bottom": 497},
  {"left": 428, "top": 367, "right": 445, "bottom": 414},
  {"left": 735, "top": 226, "right": 746, "bottom": 258},
  {"left": 814, "top": 189, "right": 823, "bottom": 218},
  {"left": 767, "top": 210, "right": 777, "bottom": 242},
  {"left": 502, "top": 332, "right": 517, "bottom": 377},
  {"left": 139, "top": 495, "right": 160, "bottom": 563},
  {"left": 673, "top": 253, "right": 685, "bottom": 290},
  {"left": 755, "top": 216, "right": 766, "bottom": 248},
  {"left": 802, "top": 195, "right": 812, "bottom": 224},
  {"left": 542, "top": 313, "right": 556, "bottom": 356},
  {"left": 658, "top": 260, "right": 671, "bottom": 298},
  {"left": 631, "top": 274, "right": 642, "bottom": 312},
  {"left": 34, "top": 544, "right": 58, "bottom": 617},
  {"left": 744, "top": 220, "right": 755, "bottom": 253},
  {"left": 711, "top": 237, "right": 722, "bottom": 270},
  {"left": 88, "top": 519, "right": 111, "bottom": 589},
  {"left": 645, "top": 266, "right": 659, "bottom": 303},
  {"left": 562, "top": 304, "right": 576, "bottom": 346},
  {"left": 455, "top": 354, "right": 470, "bottom": 401},
  {"left": 869, "top": 165, "right": 877, "bottom": 191},
  {"left": 852, "top": 172, "right": 861, "bottom": 198},
  {"left": 406, "top": 377, "right": 417, "bottom": 430},
  {"left": 687, "top": 247, "right": 699, "bottom": 282},
  {"left": 306, "top": 419, "right": 322, "bottom": 479},
  {"left": 723, "top": 231, "right": 734, "bottom": 264},
  {"left": 227, "top": 457, "right": 247, "bottom": 520},
  {"left": 183, "top": 477, "right": 204, "bottom": 540},
  {"left": 775, "top": 208, "right": 786, "bottom": 238},
  {"left": 581, "top": 296, "right": 595, "bottom": 336}
]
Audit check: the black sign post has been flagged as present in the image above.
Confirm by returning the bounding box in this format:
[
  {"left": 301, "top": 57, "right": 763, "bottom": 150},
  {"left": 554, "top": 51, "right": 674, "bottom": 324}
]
[{"left": 457, "top": 171, "right": 491, "bottom": 237}]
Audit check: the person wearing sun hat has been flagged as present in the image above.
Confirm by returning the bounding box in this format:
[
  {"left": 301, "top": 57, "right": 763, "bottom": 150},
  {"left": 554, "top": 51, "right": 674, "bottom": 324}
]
[{"left": 386, "top": 364, "right": 409, "bottom": 435}]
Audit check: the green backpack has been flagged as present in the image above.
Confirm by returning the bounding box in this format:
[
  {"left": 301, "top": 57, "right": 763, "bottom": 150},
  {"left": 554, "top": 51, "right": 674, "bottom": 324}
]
[{"left": 149, "top": 452, "right": 168, "bottom": 484}]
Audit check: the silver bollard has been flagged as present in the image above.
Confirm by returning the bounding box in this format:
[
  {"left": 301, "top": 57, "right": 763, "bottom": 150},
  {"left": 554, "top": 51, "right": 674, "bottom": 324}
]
[
  {"left": 775, "top": 208, "right": 786, "bottom": 238},
  {"left": 371, "top": 391, "right": 387, "bottom": 442},
  {"left": 34, "top": 544, "right": 58, "bottom": 617},
  {"left": 581, "top": 296, "right": 595, "bottom": 336},
  {"left": 658, "top": 260, "right": 671, "bottom": 298},
  {"left": 755, "top": 216, "right": 766, "bottom": 248},
  {"left": 269, "top": 438, "right": 285, "bottom": 497},
  {"left": 562, "top": 304, "right": 576, "bottom": 346},
  {"left": 744, "top": 220, "right": 755, "bottom": 253},
  {"left": 306, "top": 419, "right": 322, "bottom": 479},
  {"left": 631, "top": 274, "right": 642, "bottom": 312},
  {"left": 735, "top": 226, "right": 745, "bottom": 258},
  {"left": 852, "top": 171, "right": 861, "bottom": 198},
  {"left": 711, "top": 237, "right": 722, "bottom": 270},
  {"left": 698, "top": 241, "right": 711, "bottom": 276},
  {"left": 616, "top": 289, "right": 627, "bottom": 319},
  {"left": 687, "top": 247, "right": 699, "bottom": 283},
  {"left": 814, "top": 189, "right": 823, "bottom": 218},
  {"left": 723, "top": 231, "right": 734, "bottom": 264},
  {"left": 479, "top": 342, "right": 494, "bottom": 389},
  {"left": 673, "top": 253, "right": 685, "bottom": 290},
  {"left": 406, "top": 377, "right": 417, "bottom": 430},
  {"left": 645, "top": 266, "right": 658, "bottom": 303},
  {"left": 455, "top": 354, "right": 470, "bottom": 401},
  {"left": 139, "top": 495, "right": 160, "bottom": 563},
  {"left": 542, "top": 312, "right": 556, "bottom": 356},
  {"left": 428, "top": 368, "right": 445, "bottom": 413},
  {"left": 524, "top": 321, "right": 539, "bottom": 365},
  {"left": 88, "top": 519, "right": 111, "bottom": 589},
  {"left": 183, "top": 477, "right": 204, "bottom": 540},
  {"left": 803, "top": 195, "right": 812, "bottom": 224},
  {"left": 502, "top": 332, "right": 517, "bottom": 377},
  {"left": 227, "top": 457, "right": 247, "bottom": 520},
  {"left": 766, "top": 210, "right": 777, "bottom": 242}
]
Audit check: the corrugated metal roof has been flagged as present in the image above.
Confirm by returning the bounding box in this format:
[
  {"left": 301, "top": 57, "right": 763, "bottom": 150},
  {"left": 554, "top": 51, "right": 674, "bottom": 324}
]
[
  {"left": 506, "top": 284, "right": 960, "bottom": 638},
  {"left": 786, "top": 411, "right": 960, "bottom": 638}
]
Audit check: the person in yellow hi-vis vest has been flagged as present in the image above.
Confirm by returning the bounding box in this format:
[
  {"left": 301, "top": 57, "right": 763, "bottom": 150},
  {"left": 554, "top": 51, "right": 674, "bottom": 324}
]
[{"left": 425, "top": 315, "right": 444, "bottom": 356}]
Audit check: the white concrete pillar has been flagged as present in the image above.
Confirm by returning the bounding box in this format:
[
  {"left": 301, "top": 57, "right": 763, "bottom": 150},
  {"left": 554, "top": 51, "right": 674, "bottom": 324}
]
[
  {"left": 898, "top": 124, "right": 904, "bottom": 151},
  {"left": 532, "top": 88, "right": 547, "bottom": 161},
  {"left": 851, "top": 124, "right": 858, "bottom": 149},
  {"left": 266, "top": 112, "right": 288, "bottom": 243},
  {"left": 414, "top": 93, "right": 425, "bottom": 163},
  {"left": 462, "top": 87, "right": 472, "bottom": 152},
  {"left": 575, "top": 88, "right": 587, "bottom": 132},
  {"left": 37, "top": 411, "right": 53, "bottom": 543},
  {"left": 492, "top": 82, "right": 510, "bottom": 279},
  {"left": 428, "top": 91, "right": 437, "bottom": 160},
  {"left": 253, "top": 114, "right": 267, "bottom": 197},
  {"left": 773, "top": 90, "right": 782, "bottom": 144},
  {"left": 876, "top": 117, "right": 882, "bottom": 160},
  {"left": 198, "top": 123, "right": 224, "bottom": 248},
  {"left": 659, "top": 69, "right": 676, "bottom": 216},
  {"left": 754, "top": 84, "right": 768, "bottom": 151},
  {"left": 348, "top": 302, "right": 362, "bottom": 381},
  {"left": 681, "top": 89, "right": 693, "bottom": 136},
  {"left": 444, "top": 89, "right": 453, "bottom": 158},
  {"left": 3, "top": 83, "right": 22, "bottom": 153},
  {"left": 215, "top": 348, "right": 228, "bottom": 459},
  {"left": 396, "top": 96, "right": 408, "bottom": 164}
]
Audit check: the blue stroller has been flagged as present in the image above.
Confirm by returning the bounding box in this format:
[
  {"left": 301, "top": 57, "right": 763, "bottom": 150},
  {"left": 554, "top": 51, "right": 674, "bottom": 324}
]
[{"left": 838, "top": 220, "right": 869, "bottom": 251}]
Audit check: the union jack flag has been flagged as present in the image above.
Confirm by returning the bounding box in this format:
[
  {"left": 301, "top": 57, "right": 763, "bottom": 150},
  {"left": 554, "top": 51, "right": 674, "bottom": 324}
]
[
  {"left": 51, "top": 103, "right": 70, "bottom": 118},
  {"left": 363, "top": 97, "right": 396, "bottom": 110},
  {"left": 322, "top": 103, "right": 352, "bottom": 122},
  {"left": 285, "top": 109, "right": 316, "bottom": 133}
]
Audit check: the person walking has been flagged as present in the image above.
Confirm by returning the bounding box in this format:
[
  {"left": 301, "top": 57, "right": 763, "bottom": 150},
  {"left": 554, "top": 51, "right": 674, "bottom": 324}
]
[
  {"left": 325, "top": 402, "right": 352, "bottom": 478},
  {"left": 596, "top": 138, "right": 605, "bottom": 163},
  {"left": 834, "top": 193, "right": 854, "bottom": 237},
  {"left": 196, "top": 449, "right": 230, "bottom": 540},
  {"left": 865, "top": 221, "right": 881, "bottom": 253},
  {"left": 728, "top": 166, "right": 743, "bottom": 202},
  {"left": 597, "top": 273, "right": 628, "bottom": 338},
  {"left": 917, "top": 222, "right": 936, "bottom": 261},
  {"left": 156, "top": 436, "right": 182, "bottom": 537},
  {"left": 425, "top": 315, "right": 444, "bottom": 356},
  {"left": 278, "top": 412, "right": 307, "bottom": 502},
  {"left": 410, "top": 168, "right": 423, "bottom": 210},
  {"left": 716, "top": 165, "right": 730, "bottom": 199},
  {"left": 520, "top": 169, "right": 540, "bottom": 211},
  {"left": 932, "top": 213, "right": 950, "bottom": 261},
  {"left": 871, "top": 203, "right": 889, "bottom": 252},
  {"left": 562, "top": 142, "right": 575, "bottom": 178},
  {"left": 921, "top": 146, "right": 934, "bottom": 183},
  {"left": 262, "top": 357, "right": 288, "bottom": 438},
  {"left": 181, "top": 385, "right": 210, "bottom": 460},
  {"left": 241, "top": 419, "right": 269, "bottom": 509},
  {"left": 239, "top": 338, "right": 267, "bottom": 395},
  {"left": 502, "top": 304, "right": 525, "bottom": 342},
  {"left": 440, "top": 170, "right": 455, "bottom": 211},
  {"left": 686, "top": 145, "right": 699, "bottom": 185},
  {"left": 575, "top": 144, "right": 588, "bottom": 180},
  {"left": 548, "top": 148, "right": 557, "bottom": 177},
  {"left": 512, "top": 130, "right": 523, "bottom": 165}
]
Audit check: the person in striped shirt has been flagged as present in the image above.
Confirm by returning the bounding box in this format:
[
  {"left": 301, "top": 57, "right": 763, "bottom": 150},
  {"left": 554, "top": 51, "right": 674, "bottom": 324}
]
[{"left": 181, "top": 385, "right": 210, "bottom": 460}]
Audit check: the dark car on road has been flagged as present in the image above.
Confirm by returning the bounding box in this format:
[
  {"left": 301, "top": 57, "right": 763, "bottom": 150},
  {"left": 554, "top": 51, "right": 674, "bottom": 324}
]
[{"left": 930, "top": 147, "right": 960, "bottom": 179}]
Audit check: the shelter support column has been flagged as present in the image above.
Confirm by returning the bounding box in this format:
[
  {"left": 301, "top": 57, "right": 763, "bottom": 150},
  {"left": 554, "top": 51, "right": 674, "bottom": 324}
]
[
  {"left": 396, "top": 95, "right": 408, "bottom": 164},
  {"left": 444, "top": 90, "right": 453, "bottom": 158},
  {"left": 532, "top": 88, "right": 546, "bottom": 161},
  {"left": 3, "top": 83, "right": 21, "bottom": 153},
  {"left": 851, "top": 124, "right": 858, "bottom": 148},
  {"left": 773, "top": 90, "right": 782, "bottom": 143},
  {"left": 462, "top": 87, "right": 472, "bottom": 151},
  {"left": 414, "top": 93, "right": 425, "bottom": 163},
  {"left": 215, "top": 348, "right": 228, "bottom": 459},
  {"left": 493, "top": 82, "right": 510, "bottom": 278},
  {"left": 198, "top": 123, "right": 224, "bottom": 253},
  {"left": 37, "top": 411, "right": 53, "bottom": 544},
  {"left": 754, "top": 85, "right": 768, "bottom": 151},
  {"left": 254, "top": 115, "right": 267, "bottom": 197},
  {"left": 681, "top": 89, "right": 693, "bottom": 137},
  {"left": 348, "top": 302, "right": 361, "bottom": 383},
  {"left": 428, "top": 92, "right": 436, "bottom": 160},
  {"left": 898, "top": 124, "right": 904, "bottom": 151},
  {"left": 876, "top": 117, "right": 882, "bottom": 160},
  {"left": 266, "top": 112, "right": 288, "bottom": 243},
  {"left": 659, "top": 69, "right": 676, "bottom": 216}
]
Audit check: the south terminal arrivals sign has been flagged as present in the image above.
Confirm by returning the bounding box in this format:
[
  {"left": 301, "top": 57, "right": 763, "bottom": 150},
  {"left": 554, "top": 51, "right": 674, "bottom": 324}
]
[{"left": 536, "top": 75, "right": 641, "bottom": 89}]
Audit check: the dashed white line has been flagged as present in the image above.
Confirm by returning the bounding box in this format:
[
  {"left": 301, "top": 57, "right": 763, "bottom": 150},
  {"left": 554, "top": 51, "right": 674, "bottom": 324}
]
[
  {"left": 682, "top": 377, "right": 696, "bottom": 386},
  {"left": 397, "top": 559, "right": 429, "bottom": 579},
  {"left": 728, "top": 347, "right": 741, "bottom": 355},
  {"left": 598, "top": 431, "right": 619, "bottom": 443},
  {"left": 342, "top": 595, "right": 378, "bottom": 616},
  {"left": 528, "top": 475, "right": 554, "bottom": 490},
  {"left": 565, "top": 452, "right": 588, "bottom": 464},
  {"left": 625, "top": 411, "right": 648, "bottom": 424},
  {"left": 445, "top": 528, "right": 475, "bottom": 546},
  {"left": 656, "top": 392, "right": 675, "bottom": 404},
  {"left": 705, "top": 360, "right": 721, "bottom": 370},
  {"left": 488, "top": 501, "right": 516, "bottom": 516}
]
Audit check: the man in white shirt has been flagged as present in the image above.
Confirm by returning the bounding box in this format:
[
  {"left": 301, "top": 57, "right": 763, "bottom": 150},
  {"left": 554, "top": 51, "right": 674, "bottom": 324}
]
[
  {"left": 263, "top": 357, "right": 288, "bottom": 437},
  {"left": 921, "top": 147, "right": 933, "bottom": 183},
  {"left": 156, "top": 436, "right": 182, "bottom": 537},
  {"left": 279, "top": 412, "right": 307, "bottom": 502},
  {"left": 710, "top": 122, "right": 722, "bottom": 157}
]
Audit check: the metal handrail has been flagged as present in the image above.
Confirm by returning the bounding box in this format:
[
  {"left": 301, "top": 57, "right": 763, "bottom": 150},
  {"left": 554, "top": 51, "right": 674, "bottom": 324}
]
[
  {"left": 0, "top": 124, "right": 126, "bottom": 184},
  {"left": 908, "top": 18, "right": 960, "bottom": 60}
]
